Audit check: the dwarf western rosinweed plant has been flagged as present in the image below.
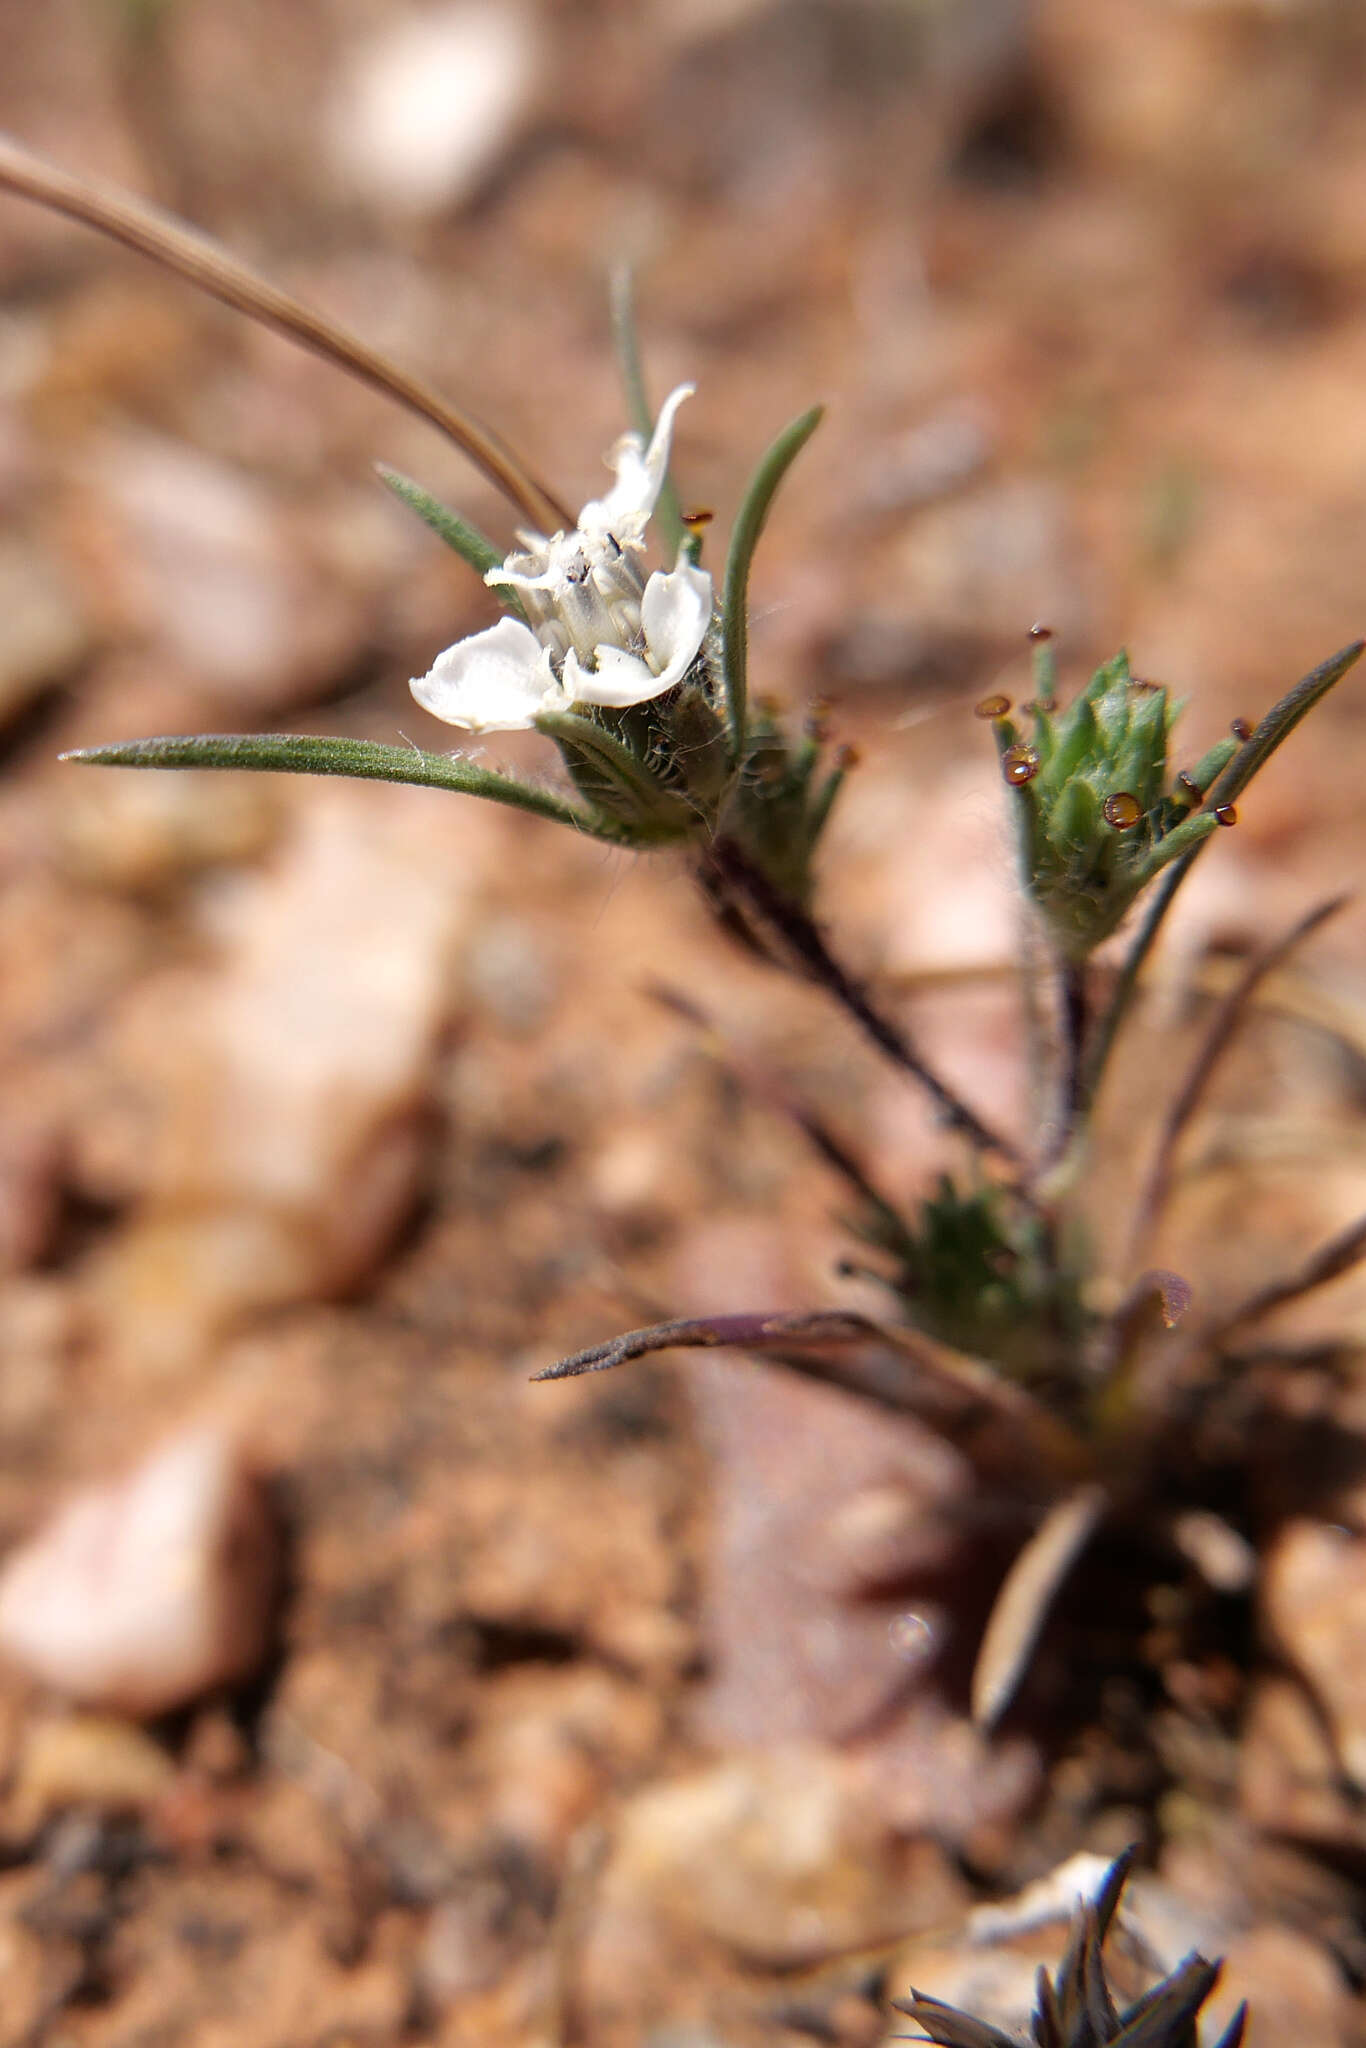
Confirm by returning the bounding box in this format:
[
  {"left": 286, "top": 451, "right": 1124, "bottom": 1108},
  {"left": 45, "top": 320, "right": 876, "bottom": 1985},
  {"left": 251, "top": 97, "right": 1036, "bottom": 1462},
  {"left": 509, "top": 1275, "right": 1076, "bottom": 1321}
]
[{"left": 6, "top": 134, "right": 1365, "bottom": 1733}]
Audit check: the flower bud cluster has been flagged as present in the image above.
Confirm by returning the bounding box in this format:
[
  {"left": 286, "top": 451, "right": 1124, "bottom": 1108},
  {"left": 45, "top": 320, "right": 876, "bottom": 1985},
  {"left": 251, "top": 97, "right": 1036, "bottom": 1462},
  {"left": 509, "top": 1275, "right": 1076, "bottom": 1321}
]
[
  {"left": 987, "top": 651, "right": 1239, "bottom": 961},
  {"left": 715, "top": 702, "right": 849, "bottom": 907},
  {"left": 859, "top": 1172, "right": 1083, "bottom": 1384}
]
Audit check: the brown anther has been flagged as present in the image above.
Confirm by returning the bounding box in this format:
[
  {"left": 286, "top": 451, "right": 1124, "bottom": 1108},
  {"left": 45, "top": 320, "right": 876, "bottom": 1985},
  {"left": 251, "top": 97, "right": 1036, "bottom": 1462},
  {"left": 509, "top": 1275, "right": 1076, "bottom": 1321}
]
[
  {"left": 835, "top": 743, "right": 861, "bottom": 771},
  {"left": 1213, "top": 803, "right": 1237, "bottom": 826},
  {"left": 1028, "top": 622, "right": 1053, "bottom": 642},
  {"left": 974, "top": 693, "right": 1012, "bottom": 720},
  {"left": 1103, "top": 791, "right": 1141, "bottom": 829},
  {"left": 1175, "top": 771, "right": 1203, "bottom": 803},
  {"left": 1231, "top": 716, "right": 1252, "bottom": 741},
  {"left": 681, "top": 507, "right": 714, "bottom": 529}
]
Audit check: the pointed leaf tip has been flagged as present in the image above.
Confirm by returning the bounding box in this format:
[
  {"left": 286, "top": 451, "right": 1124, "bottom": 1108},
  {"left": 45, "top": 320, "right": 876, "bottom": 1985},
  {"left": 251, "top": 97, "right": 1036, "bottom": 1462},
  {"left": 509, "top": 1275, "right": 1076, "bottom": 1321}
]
[
  {"left": 721, "top": 402, "right": 825, "bottom": 754},
  {"left": 374, "top": 464, "right": 509, "bottom": 585},
  {"left": 60, "top": 731, "right": 630, "bottom": 841}
]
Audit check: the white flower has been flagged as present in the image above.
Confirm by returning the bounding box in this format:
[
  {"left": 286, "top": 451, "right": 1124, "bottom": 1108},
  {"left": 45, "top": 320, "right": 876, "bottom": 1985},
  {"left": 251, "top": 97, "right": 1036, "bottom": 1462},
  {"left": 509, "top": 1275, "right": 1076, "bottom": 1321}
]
[{"left": 410, "top": 386, "right": 713, "bottom": 733}]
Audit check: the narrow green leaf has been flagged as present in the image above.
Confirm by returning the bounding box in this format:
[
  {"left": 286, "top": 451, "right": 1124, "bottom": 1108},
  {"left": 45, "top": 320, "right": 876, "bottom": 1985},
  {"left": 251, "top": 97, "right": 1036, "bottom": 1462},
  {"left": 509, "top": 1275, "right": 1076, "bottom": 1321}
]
[
  {"left": 609, "top": 266, "right": 652, "bottom": 444},
  {"left": 721, "top": 405, "right": 824, "bottom": 757},
  {"left": 609, "top": 265, "right": 685, "bottom": 564},
  {"left": 61, "top": 732, "right": 628, "bottom": 840},
  {"left": 1082, "top": 636, "right": 1365, "bottom": 1114},
  {"left": 1028, "top": 702, "right": 1057, "bottom": 772},
  {"left": 1030, "top": 635, "right": 1058, "bottom": 706},
  {"left": 993, "top": 716, "right": 1046, "bottom": 896},
  {"left": 1048, "top": 694, "right": 1100, "bottom": 788},
  {"left": 1129, "top": 806, "right": 1220, "bottom": 889},
  {"left": 807, "top": 761, "right": 847, "bottom": 842},
  {"left": 1209, "top": 636, "right": 1365, "bottom": 807},
  {"left": 375, "top": 464, "right": 523, "bottom": 606},
  {"left": 1187, "top": 735, "right": 1238, "bottom": 795}
]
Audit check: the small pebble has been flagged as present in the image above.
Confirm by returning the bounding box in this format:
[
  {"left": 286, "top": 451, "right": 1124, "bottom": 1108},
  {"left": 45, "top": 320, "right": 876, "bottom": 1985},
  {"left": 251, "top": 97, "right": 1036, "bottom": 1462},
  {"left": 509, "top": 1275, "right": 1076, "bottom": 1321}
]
[
  {"left": 0, "top": 1425, "right": 278, "bottom": 1718},
  {"left": 10, "top": 1714, "right": 174, "bottom": 1831}
]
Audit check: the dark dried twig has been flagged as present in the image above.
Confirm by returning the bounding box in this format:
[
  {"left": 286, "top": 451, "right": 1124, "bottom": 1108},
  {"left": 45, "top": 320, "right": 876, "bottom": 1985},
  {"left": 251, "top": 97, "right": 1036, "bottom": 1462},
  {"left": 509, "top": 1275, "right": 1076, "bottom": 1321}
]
[
  {"left": 1128, "top": 893, "right": 1349, "bottom": 1264},
  {"left": 971, "top": 1483, "right": 1109, "bottom": 1729},
  {"left": 647, "top": 979, "right": 916, "bottom": 1258},
  {"left": 0, "top": 130, "right": 571, "bottom": 534},
  {"left": 1206, "top": 1208, "right": 1366, "bottom": 1345},
  {"left": 534, "top": 1308, "right": 1087, "bottom": 1480},
  {"left": 703, "top": 834, "right": 1023, "bottom": 1168}
]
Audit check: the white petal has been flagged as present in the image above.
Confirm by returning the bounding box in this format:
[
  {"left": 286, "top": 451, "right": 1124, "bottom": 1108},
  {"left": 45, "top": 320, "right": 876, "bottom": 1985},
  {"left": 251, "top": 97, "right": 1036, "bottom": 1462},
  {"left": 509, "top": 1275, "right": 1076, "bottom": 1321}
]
[
  {"left": 640, "top": 559, "right": 712, "bottom": 687},
  {"left": 486, "top": 531, "right": 573, "bottom": 595},
  {"left": 410, "top": 615, "right": 563, "bottom": 732},
  {"left": 565, "top": 557, "right": 713, "bottom": 711},
  {"left": 487, "top": 562, "right": 557, "bottom": 594},
  {"left": 487, "top": 533, "right": 559, "bottom": 584},
  {"left": 578, "top": 384, "right": 694, "bottom": 539},
  {"left": 570, "top": 643, "right": 671, "bottom": 709}
]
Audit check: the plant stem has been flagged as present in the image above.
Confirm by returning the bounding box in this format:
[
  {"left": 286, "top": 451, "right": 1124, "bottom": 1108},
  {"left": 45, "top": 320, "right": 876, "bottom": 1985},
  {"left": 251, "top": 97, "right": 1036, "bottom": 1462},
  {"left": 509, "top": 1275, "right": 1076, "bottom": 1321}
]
[
  {"left": 704, "top": 835, "right": 1022, "bottom": 1168},
  {"left": 1127, "top": 892, "right": 1349, "bottom": 1266},
  {"left": 647, "top": 978, "right": 918, "bottom": 1260},
  {"left": 534, "top": 1307, "right": 1089, "bottom": 1479},
  {"left": 1017, "top": 908, "right": 1051, "bottom": 1139},
  {"left": 1043, "top": 954, "right": 1090, "bottom": 1173},
  {"left": 1206, "top": 1208, "right": 1366, "bottom": 1344}
]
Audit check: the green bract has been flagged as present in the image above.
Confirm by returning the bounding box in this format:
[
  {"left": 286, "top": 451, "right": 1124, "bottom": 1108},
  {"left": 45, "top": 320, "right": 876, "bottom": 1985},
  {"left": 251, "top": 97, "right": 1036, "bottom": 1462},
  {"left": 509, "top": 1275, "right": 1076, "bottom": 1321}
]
[
  {"left": 855, "top": 1171, "right": 1085, "bottom": 1384},
  {"left": 714, "top": 700, "right": 848, "bottom": 907},
  {"left": 535, "top": 676, "right": 729, "bottom": 847}
]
